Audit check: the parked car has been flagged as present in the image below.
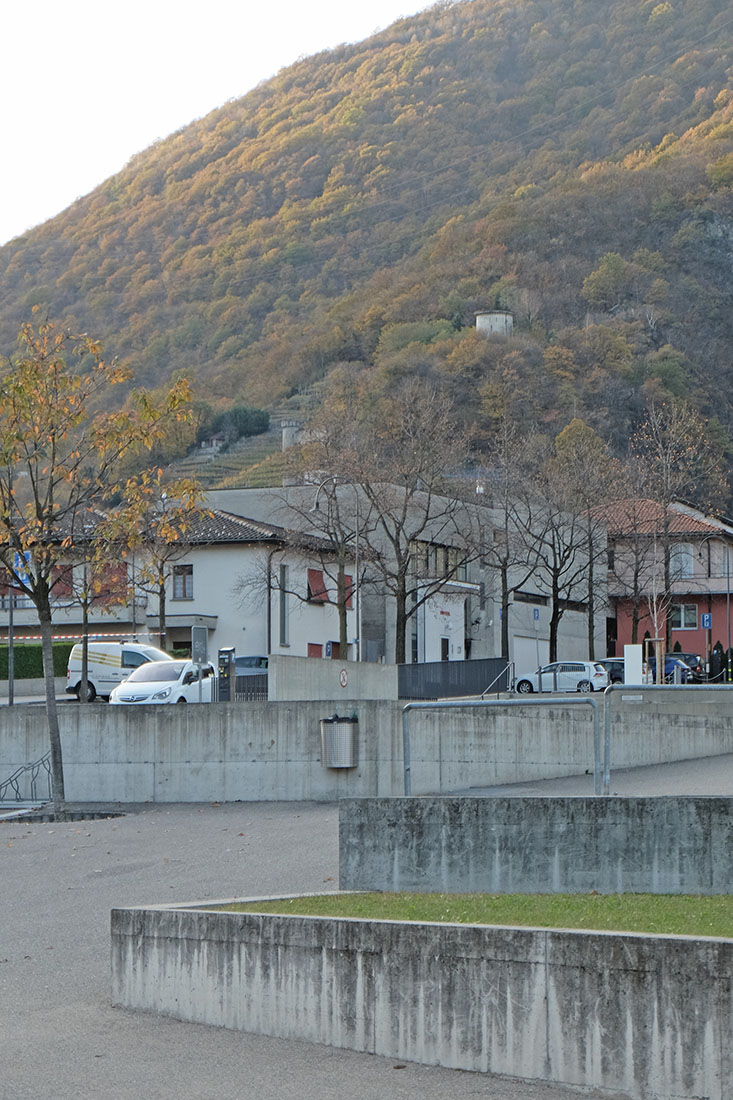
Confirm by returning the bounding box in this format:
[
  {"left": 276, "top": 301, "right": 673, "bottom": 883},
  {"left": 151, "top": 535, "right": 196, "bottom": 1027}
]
[
  {"left": 646, "top": 656, "right": 692, "bottom": 683},
  {"left": 234, "top": 655, "right": 268, "bottom": 675},
  {"left": 109, "top": 659, "right": 217, "bottom": 704},
  {"left": 596, "top": 658, "right": 625, "bottom": 684},
  {"left": 514, "top": 661, "right": 609, "bottom": 694},
  {"left": 66, "top": 641, "right": 174, "bottom": 702},
  {"left": 668, "top": 652, "right": 706, "bottom": 682}
]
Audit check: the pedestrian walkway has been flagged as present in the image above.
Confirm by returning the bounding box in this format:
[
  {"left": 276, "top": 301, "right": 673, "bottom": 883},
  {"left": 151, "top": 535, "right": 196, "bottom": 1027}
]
[
  {"left": 465, "top": 750, "right": 733, "bottom": 797},
  {"left": 0, "top": 797, "right": 635, "bottom": 1100}
]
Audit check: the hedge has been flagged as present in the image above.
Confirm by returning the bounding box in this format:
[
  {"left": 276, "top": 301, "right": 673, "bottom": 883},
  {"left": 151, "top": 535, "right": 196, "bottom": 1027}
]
[{"left": 0, "top": 643, "right": 74, "bottom": 680}]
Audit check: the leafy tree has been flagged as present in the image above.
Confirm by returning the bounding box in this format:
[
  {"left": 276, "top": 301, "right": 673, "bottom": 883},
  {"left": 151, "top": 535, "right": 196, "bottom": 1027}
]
[
  {"left": 581, "top": 253, "right": 635, "bottom": 311},
  {"left": 0, "top": 317, "right": 192, "bottom": 812},
  {"left": 206, "top": 406, "right": 270, "bottom": 444},
  {"left": 100, "top": 468, "right": 207, "bottom": 651}
]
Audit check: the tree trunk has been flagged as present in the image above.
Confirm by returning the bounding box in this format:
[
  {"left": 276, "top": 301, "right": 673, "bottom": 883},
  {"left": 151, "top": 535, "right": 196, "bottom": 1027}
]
[
  {"left": 336, "top": 555, "right": 349, "bottom": 659},
  {"left": 39, "top": 601, "right": 65, "bottom": 813},
  {"left": 549, "top": 577, "right": 561, "bottom": 662},
  {"left": 394, "top": 577, "right": 408, "bottom": 664},
  {"left": 80, "top": 598, "right": 90, "bottom": 703},
  {"left": 158, "top": 570, "right": 166, "bottom": 651},
  {"left": 586, "top": 538, "right": 595, "bottom": 660},
  {"left": 500, "top": 566, "right": 510, "bottom": 661}
]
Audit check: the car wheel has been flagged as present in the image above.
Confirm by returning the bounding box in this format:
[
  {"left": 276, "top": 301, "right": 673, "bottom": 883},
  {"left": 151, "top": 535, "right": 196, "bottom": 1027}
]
[
  {"left": 577, "top": 680, "right": 592, "bottom": 693},
  {"left": 176, "top": 697, "right": 187, "bottom": 703},
  {"left": 76, "top": 681, "right": 97, "bottom": 703},
  {"left": 516, "top": 680, "right": 533, "bottom": 694}
]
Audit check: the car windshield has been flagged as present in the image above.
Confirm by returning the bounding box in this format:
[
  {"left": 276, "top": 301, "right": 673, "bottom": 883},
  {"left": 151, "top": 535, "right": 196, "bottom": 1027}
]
[
  {"left": 125, "top": 661, "right": 187, "bottom": 683},
  {"left": 138, "top": 646, "right": 173, "bottom": 662}
]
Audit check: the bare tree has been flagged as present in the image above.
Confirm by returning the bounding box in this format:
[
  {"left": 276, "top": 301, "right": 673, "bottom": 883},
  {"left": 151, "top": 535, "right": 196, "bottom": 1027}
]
[
  {"left": 476, "top": 419, "right": 543, "bottom": 660},
  {"left": 552, "top": 419, "right": 617, "bottom": 659},
  {"left": 514, "top": 435, "right": 599, "bottom": 662},
  {"left": 299, "top": 375, "right": 479, "bottom": 663},
  {"left": 630, "top": 400, "right": 727, "bottom": 646}
]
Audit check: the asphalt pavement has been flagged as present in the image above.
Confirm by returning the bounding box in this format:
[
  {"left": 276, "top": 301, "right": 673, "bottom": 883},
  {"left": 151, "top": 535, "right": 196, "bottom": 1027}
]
[{"left": 5, "top": 753, "right": 732, "bottom": 1100}]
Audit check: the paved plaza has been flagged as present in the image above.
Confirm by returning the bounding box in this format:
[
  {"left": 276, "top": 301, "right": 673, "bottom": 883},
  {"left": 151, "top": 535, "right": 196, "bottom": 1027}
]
[{"left": 4, "top": 753, "right": 733, "bottom": 1099}]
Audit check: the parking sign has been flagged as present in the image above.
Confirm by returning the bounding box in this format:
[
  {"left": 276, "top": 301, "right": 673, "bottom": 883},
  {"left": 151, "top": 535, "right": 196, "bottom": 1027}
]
[{"left": 702, "top": 612, "right": 712, "bottom": 630}]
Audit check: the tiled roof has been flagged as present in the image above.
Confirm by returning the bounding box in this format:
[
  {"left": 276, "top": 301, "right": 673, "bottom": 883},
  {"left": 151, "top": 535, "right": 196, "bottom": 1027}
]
[
  {"left": 183, "top": 508, "right": 335, "bottom": 551},
  {"left": 595, "top": 499, "right": 733, "bottom": 538},
  {"left": 182, "top": 509, "right": 289, "bottom": 544}
]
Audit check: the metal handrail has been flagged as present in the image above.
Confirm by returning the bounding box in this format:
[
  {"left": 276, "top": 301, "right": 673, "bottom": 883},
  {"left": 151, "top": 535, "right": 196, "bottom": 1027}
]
[
  {"left": 402, "top": 695, "right": 601, "bottom": 796},
  {"left": 481, "top": 662, "right": 513, "bottom": 698},
  {"left": 0, "top": 751, "right": 52, "bottom": 803},
  {"left": 601, "top": 681, "right": 733, "bottom": 795}
]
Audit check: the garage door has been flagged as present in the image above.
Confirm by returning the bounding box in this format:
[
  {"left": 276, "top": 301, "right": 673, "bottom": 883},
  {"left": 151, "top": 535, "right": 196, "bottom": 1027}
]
[{"left": 513, "top": 635, "right": 549, "bottom": 674}]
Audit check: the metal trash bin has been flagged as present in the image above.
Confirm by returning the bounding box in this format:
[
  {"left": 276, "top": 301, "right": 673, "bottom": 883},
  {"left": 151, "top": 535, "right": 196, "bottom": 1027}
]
[{"left": 320, "top": 714, "right": 358, "bottom": 768}]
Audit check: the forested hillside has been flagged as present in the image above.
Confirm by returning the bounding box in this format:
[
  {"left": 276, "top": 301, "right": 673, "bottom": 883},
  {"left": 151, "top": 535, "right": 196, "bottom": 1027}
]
[{"left": 1, "top": 0, "right": 732, "bottom": 457}]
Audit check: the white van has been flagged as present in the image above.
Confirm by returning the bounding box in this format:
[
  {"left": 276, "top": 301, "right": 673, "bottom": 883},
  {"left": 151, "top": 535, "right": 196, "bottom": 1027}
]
[{"left": 66, "top": 641, "right": 173, "bottom": 701}]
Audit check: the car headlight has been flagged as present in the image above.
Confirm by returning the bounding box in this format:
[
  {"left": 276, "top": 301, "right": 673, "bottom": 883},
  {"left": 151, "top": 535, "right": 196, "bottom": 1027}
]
[{"left": 152, "top": 686, "right": 173, "bottom": 700}]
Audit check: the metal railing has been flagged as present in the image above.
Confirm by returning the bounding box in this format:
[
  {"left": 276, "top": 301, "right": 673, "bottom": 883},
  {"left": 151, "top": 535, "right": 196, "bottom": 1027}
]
[
  {"left": 0, "top": 751, "right": 52, "bottom": 803},
  {"left": 481, "top": 662, "right": 513, "bottom": 698},
  {"left": 601, "top": 681, "right": 733, "bottom": 794},
  {"left": 401, "top": 695, "right": 602, "bottom": 796},
  {"left": 234, "top": 673, "right": 268, "bottom": 702}
]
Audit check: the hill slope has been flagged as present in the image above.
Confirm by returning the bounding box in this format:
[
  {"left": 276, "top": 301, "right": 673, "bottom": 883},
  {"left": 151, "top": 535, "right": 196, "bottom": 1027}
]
[{"left": 0, "top": 0, "right": 732, "bottom": 452}]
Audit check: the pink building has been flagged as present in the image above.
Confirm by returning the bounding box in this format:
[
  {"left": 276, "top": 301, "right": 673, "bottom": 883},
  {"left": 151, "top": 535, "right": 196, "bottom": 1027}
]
[{"left": 601, "top": 499, "right": 733, "bottom": 671}]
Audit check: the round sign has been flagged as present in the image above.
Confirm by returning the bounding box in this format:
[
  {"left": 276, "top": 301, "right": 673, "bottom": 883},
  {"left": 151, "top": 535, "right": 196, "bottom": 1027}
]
[{"left": 339, "top": 668, "right": 349, "bottom": 688}]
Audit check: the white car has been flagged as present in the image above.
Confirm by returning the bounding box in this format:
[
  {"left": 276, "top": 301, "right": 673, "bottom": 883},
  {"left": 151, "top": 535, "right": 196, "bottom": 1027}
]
[
  {"left": 109, "top": 660, "right": 217, "bottom": 704},
  {"left": 514, "top": 661, "right": 609, "bottom": 694}
]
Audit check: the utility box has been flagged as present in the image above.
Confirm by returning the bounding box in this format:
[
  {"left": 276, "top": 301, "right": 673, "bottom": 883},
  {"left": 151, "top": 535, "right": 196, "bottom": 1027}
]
[
  {"left": 320, "top": 714, "right": 358, "bottom": 768},
  {"left": 218, "top": 647, "right": 235, "bottom": 702}
]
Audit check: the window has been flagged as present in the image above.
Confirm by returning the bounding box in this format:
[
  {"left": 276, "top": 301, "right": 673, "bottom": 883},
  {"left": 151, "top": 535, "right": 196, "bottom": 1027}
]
[
  {"left": 670, "top": 604, "right": 697, "bottom": 630},
  {"left": 513, "top": 590, "right": 549, "bottom": 606},
  {"left": 670, "top": 543, "right": 694, "bottom": 578},
  {"left": 172, "top": 564, "right": 193, "bottom": 600},
  {"left": 122, "top": 649, "right": 149, "bottom": 669},
  {"left": 306, "top": 568, "right": 329, "bottom": 603}
]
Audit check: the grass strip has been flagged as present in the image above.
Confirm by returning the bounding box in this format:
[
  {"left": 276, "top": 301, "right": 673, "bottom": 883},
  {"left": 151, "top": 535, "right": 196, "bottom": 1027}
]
[{"left": 210, "top": 892, "right": 733, "bottom": 938}]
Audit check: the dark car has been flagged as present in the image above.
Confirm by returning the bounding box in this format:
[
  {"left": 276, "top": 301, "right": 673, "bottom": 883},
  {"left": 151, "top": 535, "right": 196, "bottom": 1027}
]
[
  {"left": 597, "top": 658, "right": 625, "bottom": 684},
  {"left": 668, "top": 652, "right": 706, "bottom": 682},
  {"left": 648, "top": 656, "right": 692, "bottom": 683},
  {"left": 234, "top": 655, "right": 269, "bottom": 676}
]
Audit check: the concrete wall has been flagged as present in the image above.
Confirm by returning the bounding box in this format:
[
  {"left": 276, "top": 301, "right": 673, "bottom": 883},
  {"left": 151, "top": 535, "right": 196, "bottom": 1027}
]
[
  {"left": 4, "top": 688, "right": 733, "bottom": 803},
  {"left": 0, "top": 676, "right": 66, "bottom": 698},
  {"left": 339, "top": 796, "right": 733, "bottom": 894},
  {"left": 111, "top": 903, "right": 733, "bottom": 1100},
  {"left": 268, "top": 655, "right": 397, "bottom": 701}
]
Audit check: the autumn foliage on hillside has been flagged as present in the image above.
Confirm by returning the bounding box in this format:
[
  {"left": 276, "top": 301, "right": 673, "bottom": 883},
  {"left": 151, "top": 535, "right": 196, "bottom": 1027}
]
[{"left": 0, "top": 0, "right": 731, "bottom": 458}]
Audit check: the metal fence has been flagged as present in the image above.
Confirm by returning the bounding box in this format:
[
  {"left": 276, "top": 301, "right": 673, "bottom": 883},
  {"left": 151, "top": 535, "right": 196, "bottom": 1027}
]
[
  {"left": 234, "top": 673, "right": 268, "bottom": 702},
  {"left": 398, "top": 657, "right": 510, "bottom": 700}
]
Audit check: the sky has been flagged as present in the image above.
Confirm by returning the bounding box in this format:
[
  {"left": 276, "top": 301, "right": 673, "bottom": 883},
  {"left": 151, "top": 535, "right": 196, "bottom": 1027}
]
[{"left": 0, "top": 0, "right": 428, "bottom": 246}]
